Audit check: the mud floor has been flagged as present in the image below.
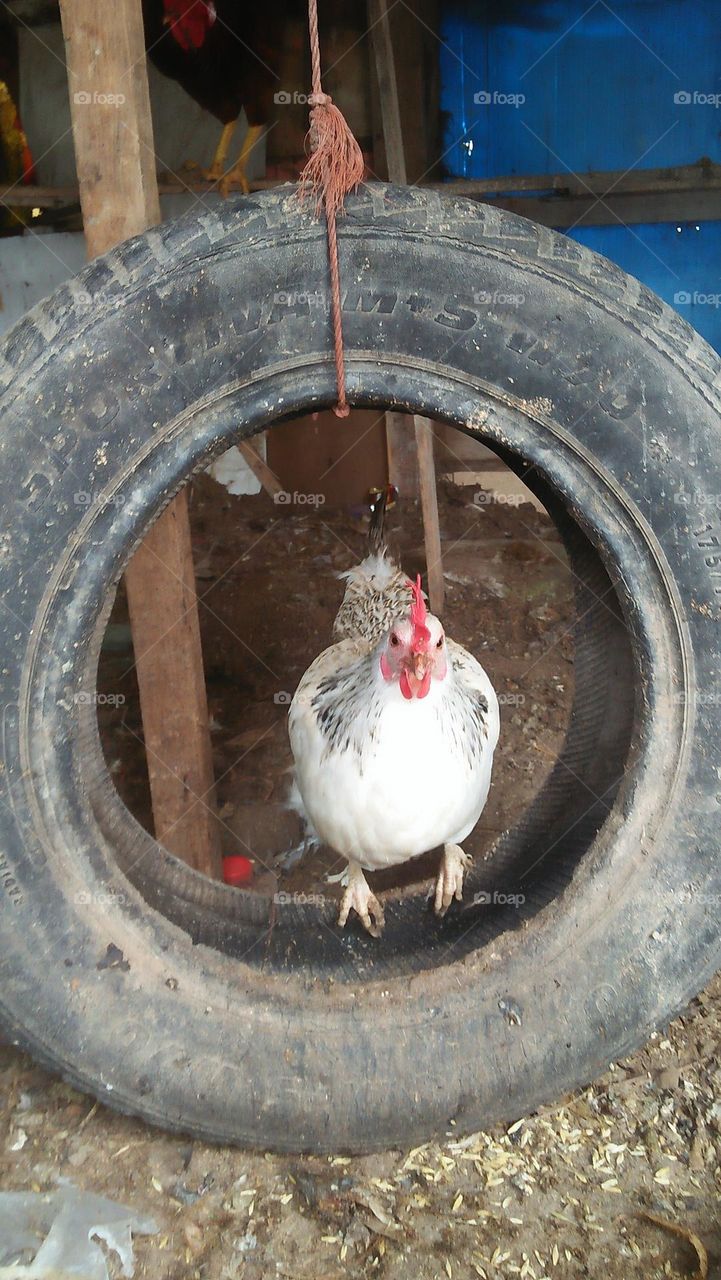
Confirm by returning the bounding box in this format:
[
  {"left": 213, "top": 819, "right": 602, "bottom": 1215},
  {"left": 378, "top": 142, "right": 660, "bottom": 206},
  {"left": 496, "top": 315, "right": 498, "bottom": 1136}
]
[{"left": 2, "top": 979, "right": 720, "bottom": 1278}]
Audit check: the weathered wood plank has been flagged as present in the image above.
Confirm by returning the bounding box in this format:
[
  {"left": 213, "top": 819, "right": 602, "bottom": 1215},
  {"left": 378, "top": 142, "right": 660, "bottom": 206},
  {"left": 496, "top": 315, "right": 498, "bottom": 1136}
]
[
  {"left": 414, "top": 417, "right": 444, "bottom": 616},
  {"left": 59, "top": 0, "right": 222, "bottom": 877}
]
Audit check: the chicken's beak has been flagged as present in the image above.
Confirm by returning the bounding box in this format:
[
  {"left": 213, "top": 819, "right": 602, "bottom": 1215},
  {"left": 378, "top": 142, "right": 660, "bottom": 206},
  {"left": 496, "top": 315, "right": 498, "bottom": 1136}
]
[
  {"left": 411, "top": 651, "right": 430, "bottom": 681},
  {"left": 401, "top": 650, "right": 432, "bottom": 699}
]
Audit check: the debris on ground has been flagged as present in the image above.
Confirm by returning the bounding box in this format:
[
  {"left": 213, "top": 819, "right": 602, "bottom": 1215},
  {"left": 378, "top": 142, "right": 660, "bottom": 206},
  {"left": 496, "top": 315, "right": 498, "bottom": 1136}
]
[
  {"left": 0, "top": 1185, "right": 158, "bottom": 1279},
  {"left": 1, "top": 974, "right": 719, "bottom": 1278}
]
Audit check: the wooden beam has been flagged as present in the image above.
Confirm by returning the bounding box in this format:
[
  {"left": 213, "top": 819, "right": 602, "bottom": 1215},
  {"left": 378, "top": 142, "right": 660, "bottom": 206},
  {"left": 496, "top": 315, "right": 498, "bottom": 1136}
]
[
  {"left": 59, "top": 0, "right": 222, "bottom": 878},
  {"left": 124, "top": 502, "right": 222, "bottom": 866},
  {"left": 474, "top": 189, "right": 721, "bottom": 229},
  {"left": 0, "top": 178, "right": 282, "bottom": 207},
  {"left": 368, "top": 0, "right": 412, "bottom": 505},
  {"left": 10, "top": 185, "right": 721, "bottom": 230},
  {"left": 368, "top": 0, "right": 445, "bottom": 614},
  {"left": 8, "top": 157, "right": 721, "bottom": 228},
  {"left": 237, "top": 438, "right": 285, "bottom": 500},
  {"left": 368, "top": 0, "right": 407, "bottom": 184},
  {"left": 414, "top": 417, "right": 444, "bottom": 616},
  {"left": 385, "top": 410, "right": 419, "bottom": 498},
  {"left": 435, "top": 160, "right": 721, "bottom": 198},
  {"left": 9, "top": 159, "right": 721, "bottom": 203},
  {"left": 367, "top": 0, "right": 440, "bottom": 185}
]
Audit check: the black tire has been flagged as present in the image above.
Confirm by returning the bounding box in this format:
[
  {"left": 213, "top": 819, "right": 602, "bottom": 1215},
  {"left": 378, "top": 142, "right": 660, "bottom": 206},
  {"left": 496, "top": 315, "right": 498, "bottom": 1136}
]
[{"left": 0, "top": 184, "right": 719, "bottom": 1153}]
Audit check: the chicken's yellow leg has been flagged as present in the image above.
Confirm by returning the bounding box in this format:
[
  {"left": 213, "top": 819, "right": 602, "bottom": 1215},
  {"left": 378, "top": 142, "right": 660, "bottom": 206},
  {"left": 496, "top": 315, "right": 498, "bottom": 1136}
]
[
  {"left": 219, "top": 123, "right": 264, "bottom": 196},
  {"left": 204, "top": 119, "right": 237, "bottom": 184}
]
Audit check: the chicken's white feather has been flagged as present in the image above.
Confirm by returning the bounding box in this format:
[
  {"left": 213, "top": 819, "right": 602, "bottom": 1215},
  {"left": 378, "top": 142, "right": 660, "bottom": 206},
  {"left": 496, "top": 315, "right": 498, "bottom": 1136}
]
[{"left": 286, "top": 498, "right": 499, "bottom": 930}]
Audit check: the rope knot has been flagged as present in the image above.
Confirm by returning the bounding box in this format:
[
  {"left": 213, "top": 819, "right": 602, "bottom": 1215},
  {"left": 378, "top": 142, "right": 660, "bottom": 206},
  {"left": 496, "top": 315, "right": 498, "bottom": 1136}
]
[{"left": 297, "top": 0, "right": 365, "bottom": 419}]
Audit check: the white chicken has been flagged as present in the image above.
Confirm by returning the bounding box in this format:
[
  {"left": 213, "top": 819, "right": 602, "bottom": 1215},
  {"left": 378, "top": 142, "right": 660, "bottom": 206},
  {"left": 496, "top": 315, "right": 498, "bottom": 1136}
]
[{"left": 288, "top": 502, "right": 499, "bottom": 936}]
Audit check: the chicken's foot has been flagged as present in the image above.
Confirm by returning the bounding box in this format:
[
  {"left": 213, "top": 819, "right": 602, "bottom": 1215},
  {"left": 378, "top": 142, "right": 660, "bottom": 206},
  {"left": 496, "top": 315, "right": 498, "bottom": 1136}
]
[
  {"left": 337, "top": 859, "right": 385, "bottom": 937},
  {"left": 434, "top": 843, "right": 471, "bottom": 915},
  {"left": 204, "top": 119, "right": 237, "bottom": 184},
  {"left": 216, "top": 123, "right": 263, "bottom": 196}
]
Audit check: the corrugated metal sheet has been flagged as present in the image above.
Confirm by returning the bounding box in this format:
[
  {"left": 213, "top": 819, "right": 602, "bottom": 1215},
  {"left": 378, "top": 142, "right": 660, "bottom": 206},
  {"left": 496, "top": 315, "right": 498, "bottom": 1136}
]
[{"left": 440, "top": 0, "right": 721, "bottom": 349}]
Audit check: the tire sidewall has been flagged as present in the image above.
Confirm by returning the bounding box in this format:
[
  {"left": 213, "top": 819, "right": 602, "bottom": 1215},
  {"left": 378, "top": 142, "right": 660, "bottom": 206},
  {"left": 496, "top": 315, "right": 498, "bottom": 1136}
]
[{"left": 0, "top": 186, "right": 719, "bottom": 1150}]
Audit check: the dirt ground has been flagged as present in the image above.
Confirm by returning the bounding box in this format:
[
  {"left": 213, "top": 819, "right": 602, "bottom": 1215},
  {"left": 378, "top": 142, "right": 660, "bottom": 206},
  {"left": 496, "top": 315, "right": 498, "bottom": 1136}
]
[
  {"left": 2, "top": 472, "right": 719, "bottom": 1278},
  {"left": 1, "top": 978, "right": 720, "bottom": 1278}
]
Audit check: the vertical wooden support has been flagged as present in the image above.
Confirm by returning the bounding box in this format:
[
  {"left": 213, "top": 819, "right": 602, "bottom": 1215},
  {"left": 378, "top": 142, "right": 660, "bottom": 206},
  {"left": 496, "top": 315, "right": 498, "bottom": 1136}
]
[
  {"left": 369, "top": 0, "right": 414, "bottom": 499},
  {"left": 368, "top": 0, "right": 407, "bottom": 185},
  {"left": 384, "top": 410, "right": 419, "bottom": 498},
  {"left": 237, "top": 438, "right": 285, "bottom": 498},
  {"left": 414, "top": 417, "right": 444, "bottom": 615},
  {"left": 369, "top": 0, "right": 445, "bottom": 614},
  {"left": 59, "top": 0, "right": 222, "bottom": 877}
]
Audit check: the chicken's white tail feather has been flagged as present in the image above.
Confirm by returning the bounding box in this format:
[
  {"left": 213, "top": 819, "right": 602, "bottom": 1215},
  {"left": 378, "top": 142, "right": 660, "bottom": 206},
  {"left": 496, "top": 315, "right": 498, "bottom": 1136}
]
[
  {"left": 276, "top": 773, "right": 320, "bottom": 869},
  {"left": 337, "top": 549, "right": 400, "bottom": 589}
]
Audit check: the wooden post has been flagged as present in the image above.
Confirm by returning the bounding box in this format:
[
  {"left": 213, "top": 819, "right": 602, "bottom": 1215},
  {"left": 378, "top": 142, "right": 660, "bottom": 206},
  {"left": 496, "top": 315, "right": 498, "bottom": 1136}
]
[
  {"left": 237, "top": 438, "right": 285, "bottom": 499},
  {"left": 369, "top": 0, "right": 445, "bottom": 614},
  {"left": 368, "top": 0, "right": 407, "bottom": 184},
  {"left": 59, "top": 0, "right": 222, "bottom": 877},
  {"left": 384, "top": 410, "right": 419, "bottom": 498},
  {"left": 369, "top": 0, "right": 415, "bottom": 499},
  {"left": 414, "top": 417, "right": 444, "bottom": 615}
]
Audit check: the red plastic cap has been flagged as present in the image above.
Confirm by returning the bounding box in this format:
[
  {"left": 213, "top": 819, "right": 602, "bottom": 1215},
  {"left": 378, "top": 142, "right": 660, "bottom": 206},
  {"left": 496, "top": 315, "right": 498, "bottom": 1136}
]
[{"left": 223, "top": 855, "right": 254, "bottom": 886}]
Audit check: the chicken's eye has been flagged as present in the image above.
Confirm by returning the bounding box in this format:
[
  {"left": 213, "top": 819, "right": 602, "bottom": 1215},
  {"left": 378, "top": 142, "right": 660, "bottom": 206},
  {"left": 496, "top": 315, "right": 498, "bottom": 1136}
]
[
  {"left": 390, "top": 633, "right": 400, "bottom": 647},
  {"left": 436, "top": 636, "right": 444, "bottom": 649}
]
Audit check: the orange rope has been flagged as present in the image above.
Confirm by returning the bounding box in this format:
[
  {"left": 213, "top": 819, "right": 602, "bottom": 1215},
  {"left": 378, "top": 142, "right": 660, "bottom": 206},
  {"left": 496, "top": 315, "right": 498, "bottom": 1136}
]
[{"left": 298, "top": 0, "right": 364, "bottom": 419}]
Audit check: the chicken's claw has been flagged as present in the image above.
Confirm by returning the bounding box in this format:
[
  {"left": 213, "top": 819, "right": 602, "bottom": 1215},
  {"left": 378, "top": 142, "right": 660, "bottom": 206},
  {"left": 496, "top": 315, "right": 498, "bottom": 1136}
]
[
  {"left": 435, "top": 843, "right": 471, "bottom": 916},
  {"left": 337, "top": 860, "right": 385, "bottom": 937}
]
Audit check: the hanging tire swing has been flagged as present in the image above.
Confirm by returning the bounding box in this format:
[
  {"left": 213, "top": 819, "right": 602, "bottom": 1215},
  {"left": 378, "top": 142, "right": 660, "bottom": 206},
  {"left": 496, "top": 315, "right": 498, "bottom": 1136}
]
[{"left": 0, "top": 186, "right": 719, "bottom": 1153}]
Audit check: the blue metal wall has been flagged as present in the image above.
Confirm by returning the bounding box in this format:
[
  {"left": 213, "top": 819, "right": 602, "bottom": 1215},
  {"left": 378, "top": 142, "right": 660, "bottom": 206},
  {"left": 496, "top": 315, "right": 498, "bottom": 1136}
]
[{"left": 439, "top": 0, "right": 721, "bottom": 350}]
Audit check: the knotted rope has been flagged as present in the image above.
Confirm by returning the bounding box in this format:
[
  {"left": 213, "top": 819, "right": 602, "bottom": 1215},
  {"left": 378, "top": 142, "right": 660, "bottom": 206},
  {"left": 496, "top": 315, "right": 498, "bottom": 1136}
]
[{"left": 297, "top": 0, "right": 364, "bottom": 418}]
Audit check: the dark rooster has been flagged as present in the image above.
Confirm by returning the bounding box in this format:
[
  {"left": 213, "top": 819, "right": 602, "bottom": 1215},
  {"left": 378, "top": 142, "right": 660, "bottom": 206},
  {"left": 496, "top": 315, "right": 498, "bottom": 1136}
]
[{"left": 142, "top": 0, "right": 289, "bottom": 193}]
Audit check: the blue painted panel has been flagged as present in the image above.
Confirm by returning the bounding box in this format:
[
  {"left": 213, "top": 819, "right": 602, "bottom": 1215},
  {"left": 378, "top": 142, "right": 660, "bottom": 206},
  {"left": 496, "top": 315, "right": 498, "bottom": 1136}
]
[
  {"left": 440, "top": 0, "right": 721, "bottom": 179},
  {"left": 568, "top": 221, "right": 721, "bottom": 351},
  {"left": 439, "top": 0, "right": 721, "bottom": 351}
]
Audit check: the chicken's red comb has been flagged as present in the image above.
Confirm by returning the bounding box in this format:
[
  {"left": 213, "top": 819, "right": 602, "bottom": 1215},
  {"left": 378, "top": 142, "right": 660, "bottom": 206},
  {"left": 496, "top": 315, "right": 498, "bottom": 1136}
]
[
  {"left": 164, "top": 0, "right": 216, "bottom": 50},
  {"left": 409, "top": 574, "right": 431, "bottom": 652}
]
